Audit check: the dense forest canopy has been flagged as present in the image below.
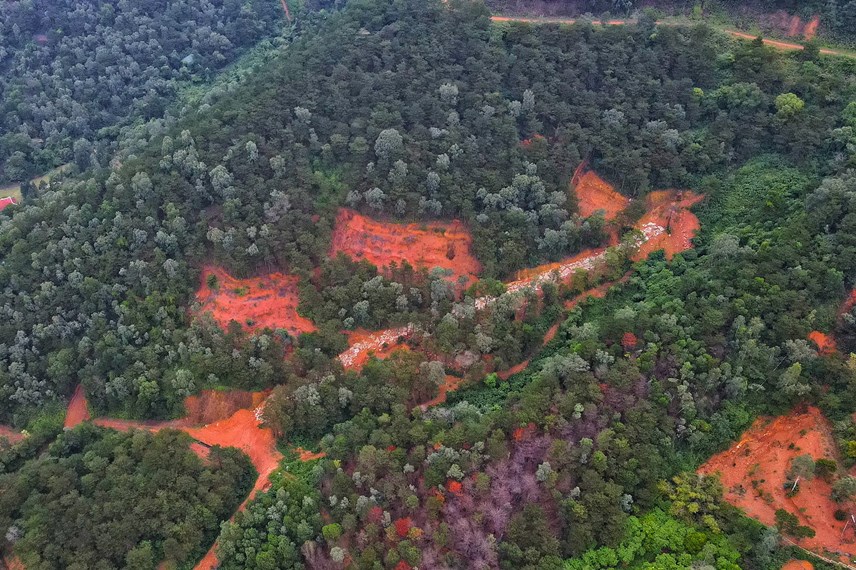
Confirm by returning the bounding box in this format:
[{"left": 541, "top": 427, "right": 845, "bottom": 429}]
[
  {"left": 0, "top": 424, "right": 254, "bottom": 569},
  {"left": 486, "top": 0, "right": 856, "bottom": 45},
  {"left": 3, "top": 0, "right": 853, "bottom": 426},
  {"left": 0, "top": 0, "right": 283, "bottom": 185},
  {"left": 1, "top": 0, "right": 856, "bottom": 568}
]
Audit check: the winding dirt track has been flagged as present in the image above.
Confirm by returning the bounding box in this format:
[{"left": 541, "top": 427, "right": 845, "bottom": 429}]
[{"left": 490, "top": 16, "right": 855, "bottom": 59}]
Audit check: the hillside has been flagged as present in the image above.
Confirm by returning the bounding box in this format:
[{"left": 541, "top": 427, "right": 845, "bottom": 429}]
[{"left": 2, "top": 0, "right": 856, "bottom": 568}]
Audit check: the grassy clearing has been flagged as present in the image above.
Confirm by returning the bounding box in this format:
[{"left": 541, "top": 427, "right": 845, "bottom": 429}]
[
  {"left": 0, "top": 183, "right": 22, "bottom": 202},
  {"left": 0, "top": 163, "right": 71, "bottom": 203}
]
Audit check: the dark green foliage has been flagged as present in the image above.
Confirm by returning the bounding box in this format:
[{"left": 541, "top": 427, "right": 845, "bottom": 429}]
[
  {"left": 216, "top": 475, "right": 322, "bottom": 570},
  {"left": 0, "top": 424, "right": 254, "bottom": 569},
  {"left": 775, "top": 508, "right": 816, "bottom": 538},
  {"left": 0, "top": 0, "right": 282, "bottom": 184}
]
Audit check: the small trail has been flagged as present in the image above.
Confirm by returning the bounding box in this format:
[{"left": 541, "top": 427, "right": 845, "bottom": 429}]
[{"left": 490, "top": 15, "right": 856, "bottom": 59}]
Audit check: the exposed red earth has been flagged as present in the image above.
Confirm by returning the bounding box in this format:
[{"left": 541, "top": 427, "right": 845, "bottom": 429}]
[
  {"left": 808, "top": 331, "right": 837, "bottom": 355},
  {"left": 634, "top": 190, "right": 704, "bottom": 260},
  {"left": 573, "top": 168, "right": 629, "bottom": 222},
  {"left": 59, "top": 385, "right": 280, "bottom": 570},
  {"left": 63, "top": 384, "right": 91, "bottom": 429},
  {"left": 489, "top": 16, "right": 854, "bottom": 59},
  {"left": 418, "top": 375, "right": 465, "bottom": 410},
  {"left": 807, "top": 288, "right": 856, "bottom": 355},
  {"left": 841, "top": 290, "right": 856, "bottom": 318},
  {"left": 330, "top": 208, "right": 481, "bottom": 285},
  {"left": 0, "top": 425, "right": 25, "bottom": 445},
  {"left": 95, "top": 402, "right": 282, "bottom": 570},
  {"left": 782, "top": 560, "right": 815, "bottom": 570},
  {"left": 195, "top": 266, "right": 316, "bottom": 336},
  {"left": 338, "top": 325, "right": 414, "bottom": 370},
  {"left": 294, "top": 446, "right": 327, "bottom": 461},
  {"left": 3, "top": 554, "right": 25, "bottom": 570},
  {"left": 183, "top": 389, "right": 269, "bottom": 425},
  {"left": 698, "top": 406, "right": 856, "bottom": 560}
]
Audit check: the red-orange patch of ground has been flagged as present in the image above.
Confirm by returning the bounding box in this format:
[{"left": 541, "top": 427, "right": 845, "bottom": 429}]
[
  {"left": 840, "top": 289, "right": 856, "bottom": 317},
  {"left": 574, "top": 170, "right": 629, "bottom": 222},
  {"left": 498, "top": 359, "right": 530, "bottom": 380},
  {"left": 195, "top": 266, "right": 316, "bottom": 336},
  {"left": 3, "top": 554, "right": 25, "bottom": 570},
  {"left": 543, "top": 323, "right": 560, "bottom": 345},
  {"left": 183, "top": 389, "right": 268, "bottom": 425},
  {"left": 698, "top": 406, "right": 855, "bottom": 557},
  {"left": 0, "top": 424, "right": 26, "bottom": 445},
  {"left": 505, "top": 246, "right": 610, "bottom": 294},
  {"left": 808, "top": 331, "right": 836, "bottom": 355},
  {"left": 293, "top": 447, "right": 326, "bottom": 461},
  {"left": 634, "top": 190, "right": 703, "bottom": 260},
  {"left": 339, "top": 326, "right": 413, "bottom": 370},
  {"left": 781, "top": 561, "right": 814, "bottom": 570},
  {"left": 185, "top": 408, "right": 282, "bottom": 503},
  {"left": 330, "top": 208, "right": 481, "bottom": 285},
  {"left": 64, "top": 384, "right": 91, "bottom": 429},
  {"left": 419, "top": 375, "right": 465, "bottom": 410}
]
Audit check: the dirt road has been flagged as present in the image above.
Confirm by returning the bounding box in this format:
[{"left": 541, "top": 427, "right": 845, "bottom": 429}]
[{"left": 490, "top": 16, "right": 855, "bottom": 59}]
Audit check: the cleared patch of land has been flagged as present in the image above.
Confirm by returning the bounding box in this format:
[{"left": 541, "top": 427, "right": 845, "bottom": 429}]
[
  {"left": 699, "top": 406, "right": 856, "bottom": 560},
  {"left": 330, "top": 208, "right": 481, "bottom": 285},
  {"left": 195, "top": 266, "right": 316, "bottom": 336},
  {"left": 573, "top": 167, "right": 629, "bottom": 222},
  {"left": 64, "top": 384, "right": 91, "bottom": 429}
]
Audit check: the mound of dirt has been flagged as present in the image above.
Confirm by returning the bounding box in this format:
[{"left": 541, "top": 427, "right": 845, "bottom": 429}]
[
  {"left": 64, "top": 384, "right": 91, "bottom": 429},
  {"left": 330, "top": 208, "right": 481, "bottom": 285},
  {"left": 195, "top": 266, "right": 316, "bottom": 336},
  {"left": 698, "top": 406, "right": 856, "bottom": 558},
  {"left": 573, "top": 169, "right": 628, "bottom": 222}
]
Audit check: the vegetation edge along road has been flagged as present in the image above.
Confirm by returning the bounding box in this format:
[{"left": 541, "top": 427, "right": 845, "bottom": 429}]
[{"left": 490, "top": 15, "right": 856, "bottom": 59}]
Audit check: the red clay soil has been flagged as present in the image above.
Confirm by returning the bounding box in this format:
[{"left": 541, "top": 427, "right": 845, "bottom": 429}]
[
  {"left": 195, "top": 266, "right": 316, "bottom": 336},
  {"left": 808, "top": 331, "right": 837, "bottom": 355},
  {"left": 338, "top": 326, "right": 413, "bottom": 370},
  {"left": 634, "top": 190, "right": 704, "bottom": 260},
  {"left": 185, "top": 408, "right": 283, "bottom": 504},
  {"left": 497, "top": 359, "right": 530, "bottom": 380},
  {"left": 573, "top": 169, "right": 629, "bottom": 222},
  {"left": 330, "top": 208, "right": 481, "bottom": 285},
  {"left": 183, "top": 389, "right": 268, "bottom": 425},
  {"left": 840, "top": 289, "right": 856, "bottom": 318},
  {"left": 543, "top": 323, "right": 560, "bottom": 345},
  {"left": 64, "top": 384, "right": 91, "bottom": 429},
  {"left": 293, "top": 447, "right": 326, "bottom": 461},
  {"left": 418, "top": 375, "right": 465, "bottom": 410},
  {"left": 0, "top": 424, "right": 26, "bottom": 445},
  {"left": 3, "top": 554, "right": 25, "bottom": 570},
  {"left": 781, "top": 561, "right": 814, "bottom": 570},
  {"left": 698, "top": 406, "right": 856, "bottom": 559}
]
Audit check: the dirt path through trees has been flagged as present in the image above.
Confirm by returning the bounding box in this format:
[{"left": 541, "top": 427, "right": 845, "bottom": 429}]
[{"left": 490, "top": 16, "right": 856, "bottom": 59}]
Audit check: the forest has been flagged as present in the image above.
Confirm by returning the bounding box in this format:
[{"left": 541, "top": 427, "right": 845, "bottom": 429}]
[
  {"left": 0, "top": 0, "right": 283, "bottom": 185},
  {"left": 1, "top": 0, "right": 856, "bottom": 568}
]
